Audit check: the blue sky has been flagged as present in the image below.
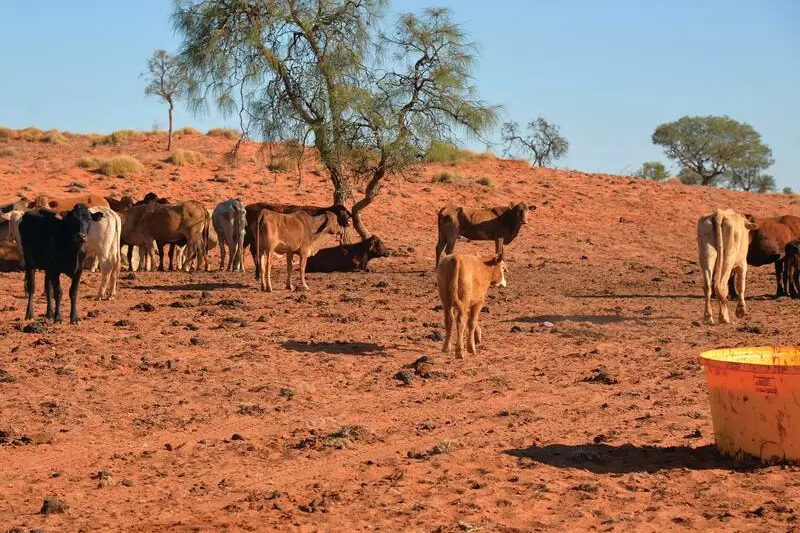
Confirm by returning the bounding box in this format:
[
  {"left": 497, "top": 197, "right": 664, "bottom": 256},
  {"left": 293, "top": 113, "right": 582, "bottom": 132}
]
[{"left": 1, "top": 1, "right": 798, "bottom": 188}]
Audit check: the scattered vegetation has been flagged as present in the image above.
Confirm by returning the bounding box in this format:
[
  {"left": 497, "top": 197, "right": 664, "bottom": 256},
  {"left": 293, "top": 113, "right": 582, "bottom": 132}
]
[
  {"left": 93, "top": 129, "right": 139, "bottom": 146},
  {"left": 431, "top": 170, "right": 463, "bottom": 184},
  {"left": 41, "top": 129, "right": 68, "bottom": 145},
  {"left": 475, "top": 176, "right": 495, "bottom": 188},
  {"left": 633, "top": 161, "right": 670, "bottom": 181},
  {"left": 423, "top": 141, "right": 473, "bottom": 165},
  {"left": 166, "top": 148, "right": 202, "bottom": 166},
  {"left": 99, "top": 155, "right": 145, "bottom": 177},
  {"left": 0, "top": 147, "right": 17, "bottom": 158},
  {"left": 0, "top": 127, "right": 12, "bottom": 139},
  {"left": 502, "top": 117, "right": 569, "bottom": 167},
  {"left": 783, "top": 187, "right": 793, "bottom": 195},
  {"left": 176, "top": 126, "right": 200, "bottom": 135},
  {"left": 18, "top": 127, "right": 44, "bottom": 142},
  {"left": 267, "top": 157, "right": 291, "bottom": 172},
  {"left": 77, "top": 157, "right": 103, "bottom": 169},
  {"left": 206, "top": 128, "right": 239, "bottom": 139}
]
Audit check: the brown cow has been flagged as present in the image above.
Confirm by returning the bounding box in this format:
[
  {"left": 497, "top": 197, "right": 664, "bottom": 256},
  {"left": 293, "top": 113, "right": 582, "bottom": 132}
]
[
  {"left": 121, "top": 201, "right": 208, "bottom": 271},
  {"left": 437, "top": 253, "right": 507, "bottom": 358},
  {"left": 306, "top": 236, "right": 390, "bottom": 273},
  {"left": 245, "top": 202, "right": 351, "bottom": 277},
  {"left": 105, "top": 196, "right": 135, "bottom": 213},
  {"left": 735, "top": 214, "right": 800, "bottom": 298},
  {"left": 254, "top": 209, "right": 341, "bottom": 292},
  {"left": 697, "top": 209, "right": 757, "bottom": 325},
  {"left": 435, "top": 203, "right": 534, "bottom": 268},
  {"left": 784, "top": 241, "right": 800, "bottom": 299},
  {"left": 30, "top": 193, "right": 109, "bottom": 211}
]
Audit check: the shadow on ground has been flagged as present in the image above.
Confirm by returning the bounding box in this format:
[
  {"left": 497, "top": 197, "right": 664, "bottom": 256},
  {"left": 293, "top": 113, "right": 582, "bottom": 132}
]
[
  {"left": 510, "top": 314, "right": 679, "bottom": 324},
  {"left": 504, "top": 443, "right": 762, "bottom": 474},
  {"left": 282, "top": 340, "right": 388, "bottom": 356},
  {"left": 130, "top": 282, "right": 249, "bottom": 292}
]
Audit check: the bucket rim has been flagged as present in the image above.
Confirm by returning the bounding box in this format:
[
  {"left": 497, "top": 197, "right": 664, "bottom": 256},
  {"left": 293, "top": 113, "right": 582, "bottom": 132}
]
[{"left": 699, "top": 346, "right": 800, "bottom": 374}]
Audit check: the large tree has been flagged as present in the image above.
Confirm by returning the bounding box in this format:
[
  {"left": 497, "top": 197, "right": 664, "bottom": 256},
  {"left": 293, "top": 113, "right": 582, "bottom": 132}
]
[
  {"left": 173, "top": 1, "right": 496, "bottom": 238},
  {"left": 144, "top": 49, "right": 189, "bottom": 151},
  {"left": 501, "top": 117, "right": 568, "bottom": 167},
  {"left": 651, "top": 115, "right": 773, "bottom": 187}
]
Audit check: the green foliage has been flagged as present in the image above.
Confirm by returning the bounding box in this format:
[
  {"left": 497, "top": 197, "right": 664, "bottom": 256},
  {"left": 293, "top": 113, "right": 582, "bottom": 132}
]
[
  {"left": 634, "top": 161, "right": 670, "bottom": 181},
  {"left": 93, "top": 129, "right": 139, "bottom": 146},
  {"left": 99, "top": 155, "right": 144, "bottom": 177},
  {"left": 206, "top": 128, "right": 239, "bottom": 139},
  {"left": 77, "top": 157, "right": 102, "bottom": 168},
  {"left": 0, "top": 147, "right": 17, "bottom": 158},
  {"left": 502, "top": 118, "right": 568, "bottom": 167},
  {"left": 652, "top": 115, "right": 773, "bottom": 187},
  {"left": 783, "top": 187, "right": 793, "bottom": 195},
  {"left": 423, "top": 141, "right": 470, "bottom": 164},
  {"left": 166, "top": 149, "right": 202, "bottom": 166}
]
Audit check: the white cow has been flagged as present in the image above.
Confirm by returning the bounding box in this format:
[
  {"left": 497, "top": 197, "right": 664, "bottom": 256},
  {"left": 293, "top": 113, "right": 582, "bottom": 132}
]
[
  {"left": 86, "top": 206, "right": 122, "bottom": 299},
  {"left": 697, "top": 209, "right": 757, "bottom": 324},
  {"left": 212, "top": 198, "right": 247, "bottom": 271}
]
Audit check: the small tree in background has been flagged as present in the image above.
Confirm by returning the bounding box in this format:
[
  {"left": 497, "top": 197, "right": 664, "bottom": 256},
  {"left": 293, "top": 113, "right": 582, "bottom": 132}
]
[
  {"left": 784, "top": 187, "right": 794, "bottom": 195},
  {"left": 501, "top": 117, "right": 568, "bottom": 167},
  {"left": 651, "top": 115, "right": 773, "bottom": 188},
  {"left": 634, "top": 161, "right": 670, "bottom": 181},
  {"left": 728, "top": 166, "right": 775, "bottom": 193},
  {"left": 174, "top": 2, "right": 496, "bottom": 238},
  {"left": 144, "top": 49, "right": 188, "bottom": 151}
]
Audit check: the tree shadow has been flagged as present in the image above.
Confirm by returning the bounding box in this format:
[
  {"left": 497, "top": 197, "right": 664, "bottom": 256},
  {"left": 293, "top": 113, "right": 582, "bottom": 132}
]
[
  {"left": 510, "top": 314, "right": 679, "bottom": 325},
  {"left": 569, "top": 293, "right": 703, "bottom": 300},
  {"left": 504, "top": 443, "right": 763, "bottom": 474},
  {"left": 282, "top": 340, "right": 389, "bottom": 356},
  {"left": 129, "top": 282, "right": 249, "bottom": 292}
]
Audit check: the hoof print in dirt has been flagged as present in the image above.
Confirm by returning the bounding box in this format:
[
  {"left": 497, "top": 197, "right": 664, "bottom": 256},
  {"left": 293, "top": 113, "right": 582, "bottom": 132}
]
[
  {"left": 22, "top": 321, "right": 48, "bottom": 334},
  {"left": 131, "top": 302, "right": 155, "bottom": 312},
  {"left": 39, "top": 496, "right": 69, "bottom": 515},
  {"left": 581, "top": 368, "right": 619, "bottom": 385}
]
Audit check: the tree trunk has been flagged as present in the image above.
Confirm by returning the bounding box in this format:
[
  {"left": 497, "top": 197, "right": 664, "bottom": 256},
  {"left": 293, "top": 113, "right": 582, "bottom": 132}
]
[
  {"left": 350, "top": 165, "right": 386, "bottom": 241},
  {"left": 167, "top": 101, "right": 174, "bottom": 151}
]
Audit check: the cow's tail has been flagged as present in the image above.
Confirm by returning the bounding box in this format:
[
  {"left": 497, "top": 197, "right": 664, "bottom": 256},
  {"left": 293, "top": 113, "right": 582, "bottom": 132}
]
[
  {"left": 255, "top": 211, "right": 263, "bottom": 283},
  {"left": 712, "top": 209, "right": 725, "bottom": 294},
  {"left": 233, "top": 206, "right": 244, "bottom": 269},
  {"left": 202, "top": 210, "right": 211, "bottom": 270}
]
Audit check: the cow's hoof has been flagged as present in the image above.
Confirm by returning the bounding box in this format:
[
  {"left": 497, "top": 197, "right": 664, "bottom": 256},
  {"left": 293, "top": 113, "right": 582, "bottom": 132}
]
[
  {"left": 736, "top": 307, "right": 746, "bottom": 318},
  {"left": 54, "top": 317, "right": 63, "bottom": 324},
  {"left": 704, "top": 317, "right": 715, "bottom": 325},
  {"left": 70, "top": 318, "right": 79, "bottom": 325}
]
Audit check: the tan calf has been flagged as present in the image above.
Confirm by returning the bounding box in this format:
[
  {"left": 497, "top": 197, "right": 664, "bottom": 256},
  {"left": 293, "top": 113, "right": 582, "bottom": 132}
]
[
  {"left": 437, "top": 253, "right": 507, "bottom": 358},
  {"left": 697, "top": 209, "right": 757, "bottom": 324},
  {"left": 255, "top": 209, "right": 340, "bottom": 292}
]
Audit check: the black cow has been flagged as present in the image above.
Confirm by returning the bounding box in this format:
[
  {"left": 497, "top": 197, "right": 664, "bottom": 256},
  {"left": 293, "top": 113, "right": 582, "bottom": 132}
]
[
  {"left": 306, "top": 236, "right": 390, "bottom": 273},
  {"left": 19, "top": 204, "right": 103, "bottom": 324}
]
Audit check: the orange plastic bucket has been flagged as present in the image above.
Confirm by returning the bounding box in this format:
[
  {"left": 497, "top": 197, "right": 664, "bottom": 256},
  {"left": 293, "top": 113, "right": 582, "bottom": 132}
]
[{"left": 699, "top": 347, "right": 800, "bottom": 462}]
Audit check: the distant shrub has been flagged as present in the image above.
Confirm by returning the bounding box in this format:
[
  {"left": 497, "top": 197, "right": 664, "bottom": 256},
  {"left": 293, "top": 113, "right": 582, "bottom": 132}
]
[
  {"left": 176, "top": 126, "right": 200, "bottom": 135},
  {"left": 783, "top": 187, "right": 793, "bottom": 195},
  {"left": 424, "top": 141, "right": 471, "bottom": 164},
  {"left": 41, "top": 129, "right": 68, "bottom": 145},
  {"left": 267, "top": 157, "right": 290, "bottom": 172},
  {"left": 431, "top": 170, "right": 463, "bottom": 184},
  {"left": 18, "top": 127, "right": 44, "bottom": 142},
  {"left": 475, "top": 176, "right": 495, "bottom": 188},
  {"left": 634, "top": 161, "right": 670, "bottom": 181},
  {"left": 0, "top": 147, "right": 17, "bottom": 158},
  {"left": 77, "top": 157, "right": 102, "bottom": 169},
  {"left": 207, "top": 127, "right": 239, "bottom": 139},
  {"left": 93, "top": 129, "right": 138, "bottom": 146},
  {"left": 0, "top": 127, "right": 14, "bottom": 140},
  {"left": 166, "top": 148, "right": 203, "bottom": 166},
  {"left": 99, "top": 155, "right": 144, "bottom": 177}
]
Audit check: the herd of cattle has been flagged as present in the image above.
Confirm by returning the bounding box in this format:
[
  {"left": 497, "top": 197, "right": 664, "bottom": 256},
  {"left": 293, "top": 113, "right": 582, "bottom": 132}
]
[{"left": 0, "top": 192, "right": 799, "bottom": 356}]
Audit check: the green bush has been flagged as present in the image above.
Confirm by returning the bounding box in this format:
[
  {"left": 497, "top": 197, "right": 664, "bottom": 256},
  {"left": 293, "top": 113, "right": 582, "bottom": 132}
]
[
  {"left": 783, "top": 187, "right": 793, "bottom": 195},
  {"left": 166, "top": 149, "right": 203, "bottom": 166},
  {"left": 207, "top": 127, "right": 239, "bottom": 139},
  {"left": 424, "top": 141, "right": 470, "bottom": 164},
  {"left": 99, "top": 155, "right": 144, "bottom": 177},
  {"left": 0, "top": 147, "right": 17, "bottom": 158}
]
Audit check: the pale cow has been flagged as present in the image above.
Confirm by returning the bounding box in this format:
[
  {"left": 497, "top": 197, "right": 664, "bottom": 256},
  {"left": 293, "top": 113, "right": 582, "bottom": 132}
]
[
  {"left": 6, "top": 210, "right": 25, "bottom": 266},
  {"left": 85, "top": 206, "right": 122, "bottom": 299},
  {"left": 212, "top": 198, "right": 247, "bottom": 271},
  {"left": 255, "top": 209, "right": 340, "bottom": 292},
  {"left": 697, "top": 209, "right": 757, "bottom": 324},
  {"left": 437, "top": 253, "right": 507, "bottom": 358}
]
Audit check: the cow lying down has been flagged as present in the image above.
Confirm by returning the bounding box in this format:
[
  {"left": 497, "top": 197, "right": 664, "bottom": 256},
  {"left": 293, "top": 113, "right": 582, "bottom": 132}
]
[{"left": 306, "top": 236, "right": 389, "bottom": 273}]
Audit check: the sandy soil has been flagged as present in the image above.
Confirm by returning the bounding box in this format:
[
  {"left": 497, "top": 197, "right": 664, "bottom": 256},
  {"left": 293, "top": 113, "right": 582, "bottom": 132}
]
[{"left": 0, "top": 131, "right": 799, "bottom": 532}]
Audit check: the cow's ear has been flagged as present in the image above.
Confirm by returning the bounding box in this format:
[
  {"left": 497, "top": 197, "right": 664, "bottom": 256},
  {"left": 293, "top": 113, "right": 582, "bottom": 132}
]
[
  {"left": 528, "top": 204, "right": 536, "bottom": 211},
  {"left": 745, "top": 222, "right": 758, "bottom": 231},
  {"left": 91, "top": 212, "right": 105, "bottom": 222}
]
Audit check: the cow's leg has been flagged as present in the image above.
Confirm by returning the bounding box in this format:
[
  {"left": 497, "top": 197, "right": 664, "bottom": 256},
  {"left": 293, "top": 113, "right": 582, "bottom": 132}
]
[
  {"left": 127, "top": 245, "right": 134, "bottom": 272},
  {"left": 776, "top": 259, "right": 786, "bottom": 297},
  {"left": 266, "top": 252, "right": 273, "bottom": 292},
  {"left": 466, "top": 303, "right": 481, "bottom": 354},
  {"left": 734, "top": 263, "right": 747, "bottom": 318},
  {"left": 699, "top": 245, "right": 716, "bottom": 325},
  {"left": 109, "top": 255, "right": 119, "bottom": 299},
  {"left": 285, "top": 252, "right": 294, "bottom": 290},
  {"left": 169, "top": 244, "right": 176, "bottom": 271},
  {"left": 454, "top": 305, "right": 466, "bottom": 359},
  {"left": 442, "top": 305, "right": 453, "bottom": 353},
  {"left": 25, "top": 268, "right": 35, "bottom": 320},
  {"left": 219, "top": 241, "right": 227, "bottom": 271},
  {"left": 44, "top": 272, "right": 54, "bottom": 319},
  {"left": 157, "top": 243, "right": 166, "bottom": 272},
  {"left": 299, "top": 252, "right": 309, "bottom": 291},
  {"left": 792, "top": 267, "right": 800, "bottom": 299},
  {"left": 495, "top": 237, "right": 505, "bottom": 257},
  {"left": 68, "top": 272, "right": 80, "bottom": 324},
  {"left": 473, "top": 318, "right": 482, "bottom": 347},
  {"left": 52, "top": 274, "right": 63, "bottom": 324},
  {"left": 251, "top": 241, "right": 260, "bottom": 280},
  {"left": 97, "top": 259, "right": 108, "bottom": 300}
]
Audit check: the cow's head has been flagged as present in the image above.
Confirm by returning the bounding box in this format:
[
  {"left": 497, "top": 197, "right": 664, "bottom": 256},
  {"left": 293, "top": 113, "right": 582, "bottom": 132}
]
[
  {"left": 367, "top": 236, "right": 390, "bottom": 258},
  {"left": 317, "top": 211, "right": 341, "bottom": 237},
  {"left": 141, "top": 192, "right": 159, "bottom": 204},
  {"left": 64, "top": 204, "right": 103, "bottom": 245},
  {"left": 485, "top": 252, "right": 507, "bottom": 288},
  {"left": 328, "top": 205, "right": 352, "bottom": 228},
  {"left": 511, "top": 202, "right": 534, "bottom": 225}
]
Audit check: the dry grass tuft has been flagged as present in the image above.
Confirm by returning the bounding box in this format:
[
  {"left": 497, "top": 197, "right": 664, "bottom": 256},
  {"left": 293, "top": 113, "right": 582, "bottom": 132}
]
[
  {"left": 41, "top": 129, "right": 68, "bottom": 145},
  {"left": 207, "top": 127, "right": 240, "bottom": 139},
  {"left": 431, "top": 170, "right": 463, "bottom": 184},
  {"left": 99, "top": 155, "right": 144, "bottom": 177},
  {"left": 166, "top": 149, "right": 203, "bottom": 166},
  {"left": 93, "top": 129, "right": 139, "bottom": 146},
  {"left": 77, "top": 157, "right": 103, "bottom": 169},
  {"left": 176, "top": 126, "right": 200, "bottom": 135},
  {"left": 267, "top": 157, "right": 291, "bottom": 172},
  {"left": 475, "top": 176, "right": 495, "bottom": 188},
  {"left": 424, "top": 141, "right": 476, "bottom": 165},
  {"left": 0, "top": 147, "right": 18, "bottom": 158}
]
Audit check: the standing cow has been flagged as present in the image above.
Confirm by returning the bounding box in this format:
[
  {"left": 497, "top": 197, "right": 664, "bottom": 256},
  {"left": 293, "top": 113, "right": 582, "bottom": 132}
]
[
  {"left": 19, "top": 204, "right": 103, "bottom": 324},
  {"left": 435, "top": 203, "right": 534, "bottom": 268},
  {"left": 697, "top": 209, "right": 757, "bottom": 325},
  {"left": 212, "top": 198, "right": 247, "bottom": 271},
  {"left": 437, "top": 253, "right": 507, "bottom": 358},
  {"left": 86, "top": 206, "right": 122, "bottom": 300}
]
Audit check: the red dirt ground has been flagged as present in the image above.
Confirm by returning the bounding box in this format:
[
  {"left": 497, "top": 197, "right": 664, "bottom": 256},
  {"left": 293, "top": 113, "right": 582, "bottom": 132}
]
[{"left": 0, "top": 130, "right": 798, "bottom": 532}]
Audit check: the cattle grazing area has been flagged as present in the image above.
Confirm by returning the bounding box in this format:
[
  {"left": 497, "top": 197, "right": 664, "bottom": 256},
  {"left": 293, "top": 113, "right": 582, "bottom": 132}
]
[{"left": 0, "top": 133, "right": 799, "bottom": 532}]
